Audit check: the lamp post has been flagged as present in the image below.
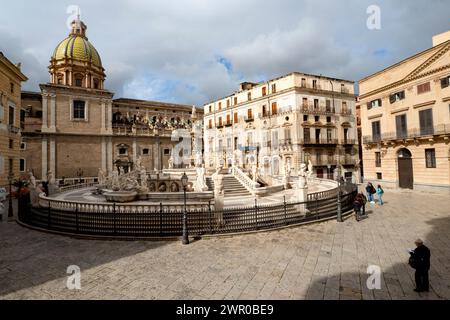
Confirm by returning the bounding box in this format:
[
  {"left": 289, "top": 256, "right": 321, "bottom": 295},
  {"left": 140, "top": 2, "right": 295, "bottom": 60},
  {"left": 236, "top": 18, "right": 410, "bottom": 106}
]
[
  {"left": 181, "top": 172, "right": 189, "bottom": 245},
  {"left": 8, "top": 171, "right": 14, "bottom": 220},
  {"left": 336, "top": 159, "right": 343, "bottom": 223}
]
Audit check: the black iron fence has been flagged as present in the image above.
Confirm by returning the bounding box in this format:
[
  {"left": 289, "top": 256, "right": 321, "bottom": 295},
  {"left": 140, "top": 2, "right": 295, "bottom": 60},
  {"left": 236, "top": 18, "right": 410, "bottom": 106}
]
[{"left": 18, "top": 187, "right": 357, "bottom": 239}]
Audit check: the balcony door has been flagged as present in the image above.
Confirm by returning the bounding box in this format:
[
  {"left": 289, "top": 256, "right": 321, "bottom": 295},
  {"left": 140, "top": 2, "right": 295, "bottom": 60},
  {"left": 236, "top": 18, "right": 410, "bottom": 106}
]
[
  {"left": 419, "top": 109, "right": 433, "bottom": 136},
  {"left": 396, "top": 114, "right": 408, "bottom": 139},
  {"left": 397, "top": 148, "right": 413, "bottom": 189}
]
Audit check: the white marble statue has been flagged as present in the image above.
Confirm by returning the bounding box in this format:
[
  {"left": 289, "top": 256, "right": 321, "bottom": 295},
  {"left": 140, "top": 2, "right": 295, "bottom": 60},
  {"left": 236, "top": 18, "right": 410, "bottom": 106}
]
[
  {"left": 168, "top": 155, "right": 174, "bottom": 169},
  {"left": 29, "top": 171, "right": 36, "bottom": 188},
  {"left": 251, "top": 164, "right": 258, "bottom": 182},
  {"left": 194, "top": 164, "right": 208, "bottom": 192},
  {"left": 298, "top": 163, "right": 308, "bottom": 188},
  {"left": 98, "top": 168, "right": 106, "bottom": 185},
  {"left": 212, "top": 166, "right": 224, "bottom": 196},
  {"left": 119, "top": 166, "right": 125, "bottom": 176},
  {"left": 111, "top": 169, "right": 120, "bottom": 191},
  {"left": 47, "top": 170, "right": 55, "bottom": 185},
  {"left": 139, "top": 166, "right": 148, "bottom": 189},
  {"left": 307, "top": 160, "right": 313, "bottom": 178}
]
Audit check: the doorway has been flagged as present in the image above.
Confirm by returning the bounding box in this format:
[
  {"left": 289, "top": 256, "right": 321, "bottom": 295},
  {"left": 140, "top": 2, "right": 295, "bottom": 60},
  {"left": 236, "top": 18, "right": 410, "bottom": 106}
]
[{"left": 397, "top": 148, "right": 413, "bottom": 189}]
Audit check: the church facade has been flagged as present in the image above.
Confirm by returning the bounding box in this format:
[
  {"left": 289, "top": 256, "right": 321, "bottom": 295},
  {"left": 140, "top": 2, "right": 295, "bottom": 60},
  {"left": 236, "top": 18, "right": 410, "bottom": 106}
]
[{"left": 20, "top": 18, "right": 201, "bottom": 183}]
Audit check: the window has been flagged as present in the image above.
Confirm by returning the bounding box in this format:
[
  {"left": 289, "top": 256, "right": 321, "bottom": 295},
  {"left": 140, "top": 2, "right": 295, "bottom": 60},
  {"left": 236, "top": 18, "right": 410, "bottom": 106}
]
[
  {"left": 395, "top": 114, "right": 408, "bottom": 139},
  {"left": 262, "top": 87, "right": 267, "bottom": 96},
  {"left": 218, "top": 102, "right": 222, "bottom": 111},
  {"left": 19, "top": 159, "right": 25, "bottom": 172},
  {"left": 314, "top": 116, "right": 319, "bottom": 122},
  {"left": 271, "top": 102, "right": 277, "bottom": 115},
  {"left": 326, "top": 128, "right": 332, "bottom": 142},
  {"left": 367, "top": 99, "right": 382, "bottom": 110},
  {"left": 441, "top": 75, "right": 450, "bottom": 88},
  {"left": 218, "top": 117, "right": 223, "bottom": 126},
  {"left": 142, "top": 148, "right": 149, "bottom": 155},
  {"left": 209, "top": 105, "right": 212, "bottom": 113},
  {"left": 375, "top": 152, "right": 381, "bottom": 167},
  {"left": 303, "top": 115, "right": 308, "bottom": 122},
  {"left": 372, "top": 121, "right": 381, "bottom": 142},
  {"left": 302, "top": 97, "right": 308, "bottom": 108},
  {"left": 417, "top": 82, "right": 431, "bottom": 94},
  {"left": 342, "top": 101, "right": 348, "bottom": 113},
  {"left": 9, "top": 158, "right": 13, "bottom": 174},
  {"left": 247, "top": 92, "right": 252, "bottom": 101},
  {"left": 0, "top": 101, "right": 4, "bottom": 122},
  {"left": 301, "top": 78, "right": 306, "bottom": 87},
  {"left": 164, "top": 149, "right": 170, "bottom": 156},
  {"left": 20, "top": 142, "right": 26, "bottom": 150},
  {"left": 234, "top": 112, "right": 238, "bottom": 123},
  {"left": 73, "top": 100, "right": 86, "bottom": 120},
  {"left": 303, "top": 128, "right": 310, "bottom": 143},
  {"left": 119, "top": 147, "right": 127, "bottom": 155},
  {"left": 313, "top": 99, "right": 319, "bottom": 110},
  {"left": 10, "top": 82, "right": 14, "bottom": 94},
  {"left": 226, "top": 114, "right": 231, "bottom": 125},
  {"left": 389, "top": 91, "right": 405, "bottom": 103},
  {"left": 326, "top": 116, "right": 331, "bottom": 123},
  {"left": 425, "top": 149, "right": 436, "bottom": 168},
  {"left": 419, "top": 109, "right": 433, "bottom": 135},
  {"left": 227, "top": 99, "right": 230, "bottom": 108},
  {"left": 312, "top": 80, "right": 317, "bottom": 89},
  {"left": 247, "top": 109, "right": 253, "bottom": 119},
  {"left": 376, "top": 172, "right": 383, "bottom": 180},
  {"left": 9, "top": 139, "right": 13, "bottom": 149},
  {"left": 326, "top": 100, "right": 331, "bottom": 112},
  {"left": 271, "top": 84, "right": 276, "bottom": 93},
  {"left": 75, "top": 77, "right": 83, "bottom": 87},
  {"left": 8, "top": 105, "right": 15, "bottom": 125},
  {"left": 208, "top": 119, "right": 212, "bottom": 129},
  {"left": 234, "top": 97, "right": 238, "bottom": 105},
  {"left": 93, "top": 79, "right": 99, "bottom": 89}
]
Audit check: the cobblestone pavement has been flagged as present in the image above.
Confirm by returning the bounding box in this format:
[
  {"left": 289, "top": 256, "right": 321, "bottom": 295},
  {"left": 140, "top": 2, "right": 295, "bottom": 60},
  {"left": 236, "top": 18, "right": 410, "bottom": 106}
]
[{"left": 1, "top": 189, "right": 450, "bottom": 300}]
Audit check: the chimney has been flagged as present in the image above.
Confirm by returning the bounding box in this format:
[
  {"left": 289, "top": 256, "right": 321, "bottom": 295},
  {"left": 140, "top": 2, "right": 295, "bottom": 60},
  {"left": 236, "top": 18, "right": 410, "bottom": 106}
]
[{"left": 432, "top": 30, "right": 450, "bottom": 47}]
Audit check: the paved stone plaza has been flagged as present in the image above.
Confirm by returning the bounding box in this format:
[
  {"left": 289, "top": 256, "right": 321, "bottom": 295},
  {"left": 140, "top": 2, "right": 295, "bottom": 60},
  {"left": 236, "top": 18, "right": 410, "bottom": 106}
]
[{"left": 1, "top": 188, "right": 450, "bottom": 300}]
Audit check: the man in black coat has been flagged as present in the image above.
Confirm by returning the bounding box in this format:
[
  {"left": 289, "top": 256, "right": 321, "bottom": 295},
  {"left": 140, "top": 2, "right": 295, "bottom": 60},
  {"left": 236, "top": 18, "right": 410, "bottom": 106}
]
[{"left": 411, "top": 239, "right": 431, "bottom": 292}]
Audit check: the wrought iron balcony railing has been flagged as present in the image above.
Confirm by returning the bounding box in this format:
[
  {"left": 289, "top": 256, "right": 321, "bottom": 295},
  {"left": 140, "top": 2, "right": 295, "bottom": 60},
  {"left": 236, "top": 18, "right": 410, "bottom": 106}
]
[{"left": 362, "top": 124, "right": 450, "bottom": 144}]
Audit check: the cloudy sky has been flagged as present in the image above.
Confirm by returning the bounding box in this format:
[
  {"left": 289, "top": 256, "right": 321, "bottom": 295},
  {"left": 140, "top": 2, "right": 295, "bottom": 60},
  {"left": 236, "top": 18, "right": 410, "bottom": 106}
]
[{"left": 1, "top": 0, "right": 449, "bottom": 106}]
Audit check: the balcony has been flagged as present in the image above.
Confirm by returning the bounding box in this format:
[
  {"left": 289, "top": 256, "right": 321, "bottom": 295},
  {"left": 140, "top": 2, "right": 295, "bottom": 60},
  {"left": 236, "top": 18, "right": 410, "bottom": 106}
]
[
  {"left": 216, "top": 122, "right": 224, "bottom": 128},
  {"left": 112, "top": 124, "right": 172, "bottom": 136},
  {"left": 244, "top": 116, "right": 254, "bottom": 122},
  {"left": 8, "top": 124, "right": 20, "bottom": 134},
  {"left": 309, "top": 157, "right": 337, "bottom": 166},
  {"left": 224, "top": 121, "right": 232, "bottom": 127},
  {"left": 342, "top": 139, "right": 356, "bottom": 145},
  {"left": 301, "top": 104, "right": 335, "bottom": 115},
  {"left": 363, "top": 124, "right": 450, "bottom": 144},
  {"left": 300, "top": 138, "right": 338, "bottom": 145}
]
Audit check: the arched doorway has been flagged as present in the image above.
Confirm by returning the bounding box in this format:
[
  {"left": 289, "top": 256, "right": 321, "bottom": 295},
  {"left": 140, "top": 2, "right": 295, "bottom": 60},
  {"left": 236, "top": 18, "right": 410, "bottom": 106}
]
[{"left": 397, "top": 148, "right": 413, "bottom": 189}]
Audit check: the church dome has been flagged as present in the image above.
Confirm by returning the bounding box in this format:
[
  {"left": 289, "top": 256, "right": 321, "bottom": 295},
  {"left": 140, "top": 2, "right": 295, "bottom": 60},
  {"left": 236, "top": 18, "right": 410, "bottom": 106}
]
[
  {"left": 52, "top": 34, "right": 102, "bottom": 68},
  {"left": 51, "top": 18, "right": 102, "bottom": 68}
]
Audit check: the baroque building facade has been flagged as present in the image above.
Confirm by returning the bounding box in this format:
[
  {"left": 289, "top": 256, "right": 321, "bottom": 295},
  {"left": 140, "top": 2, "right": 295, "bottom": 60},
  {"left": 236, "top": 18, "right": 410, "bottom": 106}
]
[
  {"left": 359, "top": 30, "right": 450, "bottom": 193},
  {"left": 0, "top": 52, "right": 28, "bottom": 187},
  {"left": 20, "top": 18, "right": 200, "bottom": 183},
  {"left": 203, "top": 72, "right": 359, "bottom": 181}
]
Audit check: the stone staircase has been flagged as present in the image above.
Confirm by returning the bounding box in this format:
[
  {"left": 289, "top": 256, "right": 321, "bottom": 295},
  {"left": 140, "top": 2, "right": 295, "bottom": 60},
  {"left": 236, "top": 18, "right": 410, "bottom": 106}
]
[{"left": 205, "top": 175, "right": 252, "bottom": 197}]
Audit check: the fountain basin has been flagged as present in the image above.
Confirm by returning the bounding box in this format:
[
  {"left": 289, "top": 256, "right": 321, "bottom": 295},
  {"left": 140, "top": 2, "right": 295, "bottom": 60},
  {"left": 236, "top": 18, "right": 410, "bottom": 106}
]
[{"left": 103, "top": 190, "right": 138, "bottom": 203}]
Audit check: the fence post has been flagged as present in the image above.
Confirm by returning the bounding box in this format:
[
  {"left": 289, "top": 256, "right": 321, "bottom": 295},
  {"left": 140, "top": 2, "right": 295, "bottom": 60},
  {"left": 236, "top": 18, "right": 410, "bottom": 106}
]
[
  {"left": 159, "top": 202, "right": 163, "bottom": 237},
  {"left": 315, "top": 194, "right": 319, "bottom": 220},
  {"left": 208, "top": 200, "right": 212, "bottom": 234},
  {"left": 113, "top": 202, "right": 116, "bottom": 235},
  {"left": 254, "top": 198, "right": 258, "bottom": 229},
  {"left": 283, "top": 195, "right": 287, "bottom": 225},
  {"left": 47, "top": 200, "right": 51, "bottom": 228},
  {"left": 75, "top": 203, "right": 79, "bottom": 233}
]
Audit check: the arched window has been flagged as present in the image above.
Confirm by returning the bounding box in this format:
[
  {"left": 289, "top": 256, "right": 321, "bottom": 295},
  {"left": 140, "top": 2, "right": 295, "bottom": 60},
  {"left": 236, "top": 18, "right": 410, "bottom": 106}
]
[{"left": 74, "top": 74, "right": 83, "bottom": 87}]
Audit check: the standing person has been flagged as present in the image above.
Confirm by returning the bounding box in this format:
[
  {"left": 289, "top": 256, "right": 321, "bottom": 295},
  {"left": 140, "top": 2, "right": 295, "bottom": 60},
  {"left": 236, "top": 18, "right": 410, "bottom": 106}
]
[
  {"left": 376, "top": 184, "right": 384, "bottom": 205},
  {"left": 353, "top": 192, "right": 367, "bottom": 221},
  {"left": 409, "top": 239, "right": 431, "bottom": 292},
  {"left": 365, "top": 182, "right": 374, "bottom": 203}
]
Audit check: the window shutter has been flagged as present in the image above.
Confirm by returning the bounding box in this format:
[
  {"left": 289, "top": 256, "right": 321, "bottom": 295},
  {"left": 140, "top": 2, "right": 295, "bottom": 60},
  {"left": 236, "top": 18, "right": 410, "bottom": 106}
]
[
  {"left": 367, "top": 102, "right": 372, "bottom": 110},
  {"left": 389, "top": 95, "right": 396, "bottom": 104}
]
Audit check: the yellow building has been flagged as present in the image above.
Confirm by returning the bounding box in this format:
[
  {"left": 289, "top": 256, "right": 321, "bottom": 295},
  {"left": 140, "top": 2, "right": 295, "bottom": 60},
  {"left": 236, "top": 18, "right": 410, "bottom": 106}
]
[
  {"left": 359, "top": 30, "right": 450, "bottom": 193},
  {"left": 0, "top": 52, "right": 28, "bottom": 187}
]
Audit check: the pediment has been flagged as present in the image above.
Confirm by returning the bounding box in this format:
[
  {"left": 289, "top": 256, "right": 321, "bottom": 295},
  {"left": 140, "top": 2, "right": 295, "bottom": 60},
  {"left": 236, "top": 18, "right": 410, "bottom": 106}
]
[{"left": 403, "top": 42, "right": 450, "bottom": 81}]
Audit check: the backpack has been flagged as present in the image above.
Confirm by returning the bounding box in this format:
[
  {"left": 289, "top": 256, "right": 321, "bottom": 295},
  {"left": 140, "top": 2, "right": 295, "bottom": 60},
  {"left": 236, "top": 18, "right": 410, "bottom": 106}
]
[{"left": 408, "top": 255, "right": 418, "bottom": 269}]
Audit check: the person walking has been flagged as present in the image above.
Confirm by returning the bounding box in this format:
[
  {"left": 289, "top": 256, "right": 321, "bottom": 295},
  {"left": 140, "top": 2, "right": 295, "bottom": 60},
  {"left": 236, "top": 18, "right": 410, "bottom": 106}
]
[
  {"left": 353, "top": 192, "right": 367, "bottom": 221},
  {"left": 376, "top": 184, "right": 384, "bottom": 205},
  {"left": 409, "top": 239, "right": 431, "bottom": 292}
]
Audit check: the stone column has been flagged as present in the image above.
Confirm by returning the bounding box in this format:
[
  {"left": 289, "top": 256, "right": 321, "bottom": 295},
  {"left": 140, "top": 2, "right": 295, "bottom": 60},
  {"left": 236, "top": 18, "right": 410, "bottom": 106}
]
[
  {"left": 101, "top": 100, "right": 106, "bottom": 132},
  {"left": 101, "top": 137, "right": 107, "bottom": 171},
  {"left": 107, "top": 102, "right": 113, "bottom": 132},
  {"left": 41, "top": 138, "right": 48, "bottom": 181},
  {"left": 107, "top": 137, "right": 113, "bottom": 173},
  {"left": 42, "top": 94, "right": 48, "bottom": 130},
  {"left": 133, "top": 138, "right": 137, "bottom": 166},
  {"left": 49, "top": 94, "right": 56, "bottom": 131},
  {"left": 49, "top": 137, "right": 56, "bottom": 177}
]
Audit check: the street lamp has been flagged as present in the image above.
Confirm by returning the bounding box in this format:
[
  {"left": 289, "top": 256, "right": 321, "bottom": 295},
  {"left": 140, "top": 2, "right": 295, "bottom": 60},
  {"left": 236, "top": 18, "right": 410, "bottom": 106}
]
[
  {"left": 336, "top": 160, "right": 343, "bottom": 223},
  {"left": 181, "top": 172, "right": 189, "bottom": 245},
  {"left": 8, "top": 171, "right": 14, "bottom": 220}
]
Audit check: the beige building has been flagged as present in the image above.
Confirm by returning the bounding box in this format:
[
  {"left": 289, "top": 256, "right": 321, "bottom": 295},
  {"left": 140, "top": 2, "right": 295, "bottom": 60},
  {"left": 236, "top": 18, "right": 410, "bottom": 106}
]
[
  {"left": 21, "top": 17, "right": 200, "bottom": 183},
  {"left": 203, "top": 72, "right": 359, "bottom": 181},
  {"left": 0, "top": 52, "right": 28, "bottom": 187},
  {"left": 359, "top": 30, "right": 450, "bottom": 193}
]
